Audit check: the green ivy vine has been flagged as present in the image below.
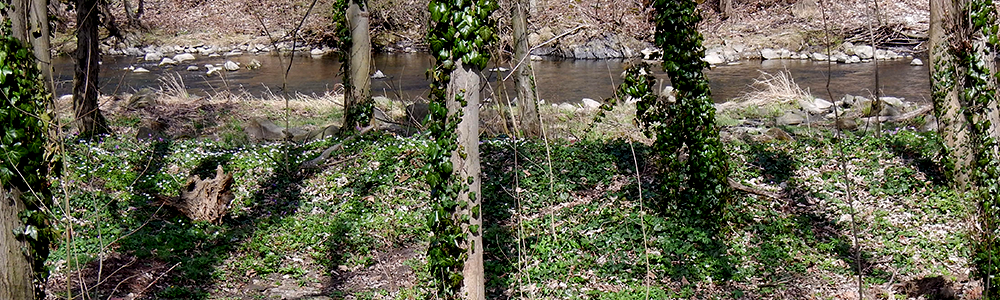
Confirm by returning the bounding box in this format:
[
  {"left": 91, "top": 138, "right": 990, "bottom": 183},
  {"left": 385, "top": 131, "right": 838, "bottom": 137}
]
[
  {"left": 422, "top": 0, "right": 495, "bottom": 297},
  {"left": 0, "top": 21, "right": 56, "bottom": 299},
  {"left": 647, "top": 0, "right": 730, "bottom": 220},
  {"left": 332, "top": 0, "right": 374, "bottom": 129},
  {"left": 958, "top": 0, "right": 1000, "bottom": 296}
]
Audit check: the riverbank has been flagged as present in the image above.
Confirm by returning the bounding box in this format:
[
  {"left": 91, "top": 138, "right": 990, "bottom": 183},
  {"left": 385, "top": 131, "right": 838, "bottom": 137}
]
[
  {"left": 51, "top": 0, "right": 929, "bottom": 63},
  {"left": 44, "top": 81, "right": 975, "bottom": 299}
]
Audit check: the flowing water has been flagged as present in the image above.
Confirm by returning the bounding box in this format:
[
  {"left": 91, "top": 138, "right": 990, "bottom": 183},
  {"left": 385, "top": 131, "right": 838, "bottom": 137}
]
[{"left": 51, "top": 53, "right": 930, "bottom": 104}]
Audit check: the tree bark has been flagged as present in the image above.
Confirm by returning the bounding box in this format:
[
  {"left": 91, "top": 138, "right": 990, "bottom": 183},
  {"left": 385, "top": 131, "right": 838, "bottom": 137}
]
[
  {"left": 447, "top": 60, "right": 484, "bottom": 300},
  {"left": 29, "top": 0, "right": 52, "bottom": 93},
  {"left": 929, "top": 0, "right": 973, "bottom": 190},
  {"left": 512, "top": 0, "right": 540, "bottom": 138},
  {"left": 343, "top": 1, "right": 373, "bottom": 130},
  {"left": 74, "top": 0, "right": 109, "bottom": 137},
  {"left": 6, "top": 0, "right": 29, "bottom": 42},
  {"left": 720, "top": 0, "right": 733, "bottom": 18},
  {"left": 0, "top": 188, "right": 35, "bottom": 300}
]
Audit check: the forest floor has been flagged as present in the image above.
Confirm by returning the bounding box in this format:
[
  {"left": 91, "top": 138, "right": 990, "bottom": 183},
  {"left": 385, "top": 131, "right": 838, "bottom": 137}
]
[{"left": 43, "top": 82, "right": 980, "bottom": 299}]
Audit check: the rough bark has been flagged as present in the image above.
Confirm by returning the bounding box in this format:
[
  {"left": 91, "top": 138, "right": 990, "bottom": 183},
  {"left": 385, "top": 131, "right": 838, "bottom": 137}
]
[
  {"left": 720, "top": 0, "right": 733, "bottom": 18},
  {"left": 0, "top": 188, "right": 35, "bottom": 300},
  {"left": 29, "top": 0, "right": 52, "bottom": 92},
  {"left": 929, "top": 0, "right": 973, "bottom": 190},
  {"left": 342, "top": 1, "right": 373, "bottom": 130},
  {"left": 512, "top": 0, "right": 540, "bottom": 138},
  {"left": 447, "top": 60, "right": 484, "bottom": 300},
  {"left": 74, "top": 0, "right": 109, "bottom": 137},
  {"left": 6, "top": 0, "right": 29, "bottom": 42}
]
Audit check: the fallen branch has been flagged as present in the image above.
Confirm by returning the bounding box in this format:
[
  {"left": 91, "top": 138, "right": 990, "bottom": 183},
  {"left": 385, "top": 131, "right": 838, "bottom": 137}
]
[
  {"left": 728, "top": 178, "right": 782, "bottom": 199},
  {"left": 301, "top": 125, "right": 374, "bottom": 169}
]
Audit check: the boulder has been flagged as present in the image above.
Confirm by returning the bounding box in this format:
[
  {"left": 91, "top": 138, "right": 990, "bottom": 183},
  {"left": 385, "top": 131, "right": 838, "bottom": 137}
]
[
  {"left": 836, "top": 118, "right": 858, "bottom": 130},
  {"left": 777, "top": 112, "right": 805, "bottom": 125},
  {"left": 310, "top": 48, "right": 325, "bottom": 56},
  {"left": 798, "top": 98, "right": 826, "bottom": 114},
  {"left": 921, "top": 115, "right": 938, "bottom": 132},
  {"left": 761, "top": 48, "right": 780, "bottom": 60},
  {"left": 158, "top": 57, "right": 177, "bottom": 66},
  {"left": 581, "top": 98, "right": 601, "bottom": 110},
  {"left": 854, "top": 45, "right": 874, "bottom": 59},
  {"left": 530, "top": 55, "right": 543, "bottom": 61},
  {"left": 910, "top": 58, "right": 924, "bottom": 66},
  {"left": 247, "top": 59, "right": 262, "bottom": 70},
  {"left": 558, "top": 103, "right": 576, "bottom": 112},
  {"left": 814, "top": 98, "right": 834, "bottom": 110},
  {"left": 704, "top": 54, "right": 726, "bottom": 65},
  {"left": 144, "top": 52, "right": 163, "bottom": 61},
  {"left": 245, "top": 117, "right": 289, "bottom": 141},
  {"left": 371, "top": 70, "right": 386, "bottom": 79},
  {"left": 848, "top": 55, "right": 861, "bottom": 64},
  {"left": 223, "top": 61, "right": 240, "bottom": 71},
  {"left": 173, "top": 53, "right": 196, "bottom": 63},
  {"left": 133, "top": 67, "right": 150, "bottom": 73},
  {"left": 880, "top": 96, "right": 905, "bottom": 108},
  {"left": 187, "top": 65, "right": 199, "bottom": 71},
  {"left": 811, "top": 52, "right": 828, "bottom": 61}
]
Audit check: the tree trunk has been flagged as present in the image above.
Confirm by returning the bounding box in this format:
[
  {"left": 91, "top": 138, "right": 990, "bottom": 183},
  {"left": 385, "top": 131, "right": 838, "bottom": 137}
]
[
  {"left": 929, "top": 0, "right": 973, "bottom": 190},
  {"left": 343, "top": 1, "right": 373, "bottom": 130},
  {"left": 0, "top": 188, "right": 35, "bottom": 300},
  {"left": 74, "top": 0, "right": 109, "bottom": 137},
  {"left": 447, "top": 60, "right": 484, "bottom": 300},
  {"left": 720, "top": 0, "right": 733, "bottom": 18},
  {"left": 29, "top": 0, "right": 52, "bottom": 93},
  {"left": 512, "top": 0, "right": 540, "bottom": 138},
  {"left": 6, "top": 0, "right": 29, "bottom": 42}
]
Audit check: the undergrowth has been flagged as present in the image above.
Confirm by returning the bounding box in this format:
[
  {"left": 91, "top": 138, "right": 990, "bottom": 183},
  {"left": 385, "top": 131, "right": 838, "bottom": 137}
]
[{"left": 46, "top": 119, "right": 975, "bottom": 299}]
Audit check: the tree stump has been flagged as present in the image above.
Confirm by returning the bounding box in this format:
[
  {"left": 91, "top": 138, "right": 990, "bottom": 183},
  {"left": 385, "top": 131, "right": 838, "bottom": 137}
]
[{"left": 169, "top": 165, "right": 233, "bottom": 224}]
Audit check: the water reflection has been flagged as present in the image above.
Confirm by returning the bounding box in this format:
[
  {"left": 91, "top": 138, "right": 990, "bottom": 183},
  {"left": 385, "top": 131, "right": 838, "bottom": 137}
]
[{"left": 51, "top": 53, "right": 929, "bottom": 104}]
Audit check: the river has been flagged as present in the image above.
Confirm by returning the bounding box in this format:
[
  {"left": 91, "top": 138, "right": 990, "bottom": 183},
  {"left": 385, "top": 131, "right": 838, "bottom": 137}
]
[{"left": 51, "top": 53, "right": 930, "bottom": 104}]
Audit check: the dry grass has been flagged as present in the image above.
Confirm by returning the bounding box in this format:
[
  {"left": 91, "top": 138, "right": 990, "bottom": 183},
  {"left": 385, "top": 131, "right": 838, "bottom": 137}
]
[{"left": 717, "top": 70, "right": 810, "bottom": 112}]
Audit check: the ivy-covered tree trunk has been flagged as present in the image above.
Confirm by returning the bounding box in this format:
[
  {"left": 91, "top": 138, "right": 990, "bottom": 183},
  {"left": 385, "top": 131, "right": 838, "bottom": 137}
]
[
  {"left": 342, "top": 1, "right": 373, "bottom": 130},
  {"left": 74, "top": 0, "right": 109, "bottom": 137},
  {"left": 649, "top": 0, "right": 730, "bottom": 217},
  {"left": 4, "top": 0, "right": 53, "bottom": 92},
  {"left": 930, "top": 0, "right": 1000, "bottom": 297},
  {"left": 448, "top": 60, "right": 484, "bottom": 300},
  {"left": 929, "top": 0, "right": 974, "bottom": 189},
  {"left": 0, "top": 188, "right": 35, "bottom": 300},
  {"left": 512, "top": 0, "right": 540, "bottom": 137}
]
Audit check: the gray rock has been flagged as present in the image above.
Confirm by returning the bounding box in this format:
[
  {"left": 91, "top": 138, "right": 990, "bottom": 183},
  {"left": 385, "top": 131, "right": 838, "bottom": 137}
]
[
  {"left": 224, "top": 51, "right": 243, "bottom": 57},
  {"left": 158, "top": 57, "right": 177, "bottom": 66},
  {"left": 761, "top": 48, "right": 780, "bottom": 60},
  {"left": 530, "top": 55, "right": 543, "bottom": 61},
  {"left": 206, "top": 66, "right": 223, "bottom": 76},
  {"left": 223, "top": 61, "right": 240, "bottom": 71},
  {"left": 880, "top": 96, "right": 904, "bottom": 108},
  {"left": 558, "top": 103, "right": 576, "bottom": 112},
  {"left": 133, "top": 67, "right": 150, "bottom": 73},
  {"left": 777, "top": 112, "right": 805, "bottom": 125},
  {"left": 910, "top": 58, "right": 924, "bottom": 66},
  {"left": 173, "top": 53, "right": 196, "bottom": 63},
  {"left": 779, "top": 49, "right": 791, "bottom": 59},
  {"left": 811, "top": 52, "right": 828, "bottom": 61},
  {"left": 798, "top": 98, "right": 826, "bottom": 114},
  {"left": 854, "top": 45, "right": 874, "bottom": 59},
  {"left": 704, "top": 54, "right": 726, "bottom": 65},
  {"left": 371, "top": 70, "right": 386, "bottom": 79},
  {"left": 881, "top": 105, "right": 901, "bottom": 117},
  {"left": 144, "top": 52, "right": 163, "bottom": 61},
  {"left": 247, "top": 59, "right": 262, "bottom": 70},
  {"left": 124, "top": 47, "right": 143, "bottom": 56},
  {"left": 581, "top": 98, "right": 601, "bottom": 110},
  {"left": 814, "top": 98, "right": 834, "bottom": 110},
  {"left": 837, "top": 118, "right": 858, "bottom": 130},
  {"left": 848, "top": 55, "right": 861, "bottom": 64},
  {"left": 310, "top": 48, "right": 325, "bottom": 56},
  {"left": 187, "top": 65, "right": 199, "bottom": 71}
]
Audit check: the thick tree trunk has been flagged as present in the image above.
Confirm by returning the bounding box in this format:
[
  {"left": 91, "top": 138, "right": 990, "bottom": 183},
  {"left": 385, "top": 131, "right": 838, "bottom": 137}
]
[
  {"left": 74, "top": 0, "right": 109, "bottom": 137},
  {"left": 29, "top": 0, "right": 52, "bottom": 92},
  {"left": 1, "top": 188, "right": 35, "bottom": 300},
  {"left": 343, "top": 1, "right": 373, "bottom": 129},
  {"left": 512, "top": 0, "right": 540, "bottom": 138},
  {"left": 447, "top": 60, "right": 484, "bottom": 300},
  {"left": 929, "top": 0, "right": 973, "bottom": 190},
  {"left": 7, "top": 0, "right": 29, "bottom": 42}
]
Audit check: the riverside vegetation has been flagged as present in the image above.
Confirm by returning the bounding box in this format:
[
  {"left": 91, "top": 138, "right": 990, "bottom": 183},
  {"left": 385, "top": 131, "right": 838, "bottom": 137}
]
[{"left": 36, "top": 70, "right": 980, "bottom": 299}]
